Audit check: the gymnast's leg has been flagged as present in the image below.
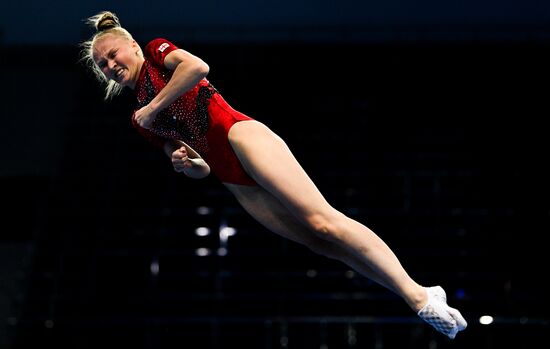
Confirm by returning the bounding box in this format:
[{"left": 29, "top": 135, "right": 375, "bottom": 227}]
[
  {"left": 225, "top": 182, "right": 397, "bottom": 294},
  {"left": 227, "top": 120, "right": 467, "bottom": 338}
]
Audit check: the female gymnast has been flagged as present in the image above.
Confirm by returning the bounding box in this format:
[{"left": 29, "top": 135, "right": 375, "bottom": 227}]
[{"left": 80, "top": 11, "right": 467, "bottom": 339}]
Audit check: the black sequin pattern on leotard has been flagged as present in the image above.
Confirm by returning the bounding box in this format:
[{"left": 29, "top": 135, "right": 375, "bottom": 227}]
[
  {"left": 136, "top": 65, "right": 218, "bottom": 155},
  {"left": 195, "top": 82, "right": 217, "bottom": 129}
]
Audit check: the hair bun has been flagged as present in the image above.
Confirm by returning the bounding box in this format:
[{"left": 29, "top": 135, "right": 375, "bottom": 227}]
[{"left": 96, "top": 11, "right": 120, "bottom": 32}]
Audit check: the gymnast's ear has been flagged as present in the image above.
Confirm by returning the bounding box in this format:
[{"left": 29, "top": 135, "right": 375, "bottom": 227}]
[{"left": 131, "top": 40, "right": 142, "bottom": 56}]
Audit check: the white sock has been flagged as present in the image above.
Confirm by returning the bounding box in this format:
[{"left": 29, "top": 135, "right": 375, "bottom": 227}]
[{"left": 417, "top": 286, "right": 468, "bottom": 339}]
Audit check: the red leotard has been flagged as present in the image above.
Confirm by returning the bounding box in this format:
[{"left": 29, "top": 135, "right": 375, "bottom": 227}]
[{"left": 132, "top": 38, "right": 256, "bottom": 186}]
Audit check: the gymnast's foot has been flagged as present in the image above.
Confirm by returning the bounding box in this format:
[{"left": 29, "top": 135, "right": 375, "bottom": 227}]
[{"left": 417, "top": 286, "right": 468, "bottom": 339}]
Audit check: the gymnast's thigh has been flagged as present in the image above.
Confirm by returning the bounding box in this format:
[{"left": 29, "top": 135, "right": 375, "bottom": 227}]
[
  {"left": 224, "top": 182, "right": 326, "bottom": 247},
  {"left": 227, "top": 120, "right": 337, "bottom": 223}
]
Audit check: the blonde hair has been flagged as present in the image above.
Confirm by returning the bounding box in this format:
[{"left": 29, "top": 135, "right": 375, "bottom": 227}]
[{"left": 79, "top": 11, "right": 140, "bottom": 100}]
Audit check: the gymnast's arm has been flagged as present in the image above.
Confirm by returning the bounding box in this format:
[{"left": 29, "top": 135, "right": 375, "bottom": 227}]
[
  {"left": 133, "top": 48, "right": 209, "bottom": 128},
  {"left": 164, "top": 139, "right": 211, "bottom": 179},
  {"left": 148, "top": 49, "right": 209, "bottom": 119}
]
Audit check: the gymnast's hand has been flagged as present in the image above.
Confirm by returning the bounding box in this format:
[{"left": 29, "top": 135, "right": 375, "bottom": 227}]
[
  {"left": 171, "top": 146, "right": 193, "bottom": 173},
  {"left": 133, "top": 104, "right": 158, "bottom": 129}
]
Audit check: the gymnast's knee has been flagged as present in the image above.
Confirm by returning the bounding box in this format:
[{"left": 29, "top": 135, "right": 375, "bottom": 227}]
[{"left": 305, "top": 212, "right": 346, "bottom": 244}]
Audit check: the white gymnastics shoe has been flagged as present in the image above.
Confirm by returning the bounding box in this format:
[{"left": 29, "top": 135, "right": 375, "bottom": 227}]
[{"left": 417, "top": 286, "right": 468, "bottom": 339}]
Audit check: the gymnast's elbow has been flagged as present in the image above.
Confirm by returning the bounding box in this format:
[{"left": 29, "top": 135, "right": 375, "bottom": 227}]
[{"left": 194, "top": 60, "right": 209, "bottom": 79}]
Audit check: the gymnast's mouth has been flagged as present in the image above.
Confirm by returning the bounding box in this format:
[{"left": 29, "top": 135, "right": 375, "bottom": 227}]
[{"left": 114, "top": 68, "right": 125, "bottom": 81}]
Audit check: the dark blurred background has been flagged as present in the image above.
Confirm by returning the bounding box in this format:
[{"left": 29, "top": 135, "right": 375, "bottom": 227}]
[{"left": 1, "top": 1, "right": 549, "bottom": 348}]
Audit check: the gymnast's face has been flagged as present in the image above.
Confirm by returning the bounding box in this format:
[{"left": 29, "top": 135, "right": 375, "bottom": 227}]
[{"left": 93, "top": 33, "right": 143, "bottom": 89}]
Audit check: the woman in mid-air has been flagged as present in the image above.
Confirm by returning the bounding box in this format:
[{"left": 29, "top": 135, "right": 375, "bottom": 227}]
[{"left": 80, "top": 10, "right": 468, "bottom": 339}]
